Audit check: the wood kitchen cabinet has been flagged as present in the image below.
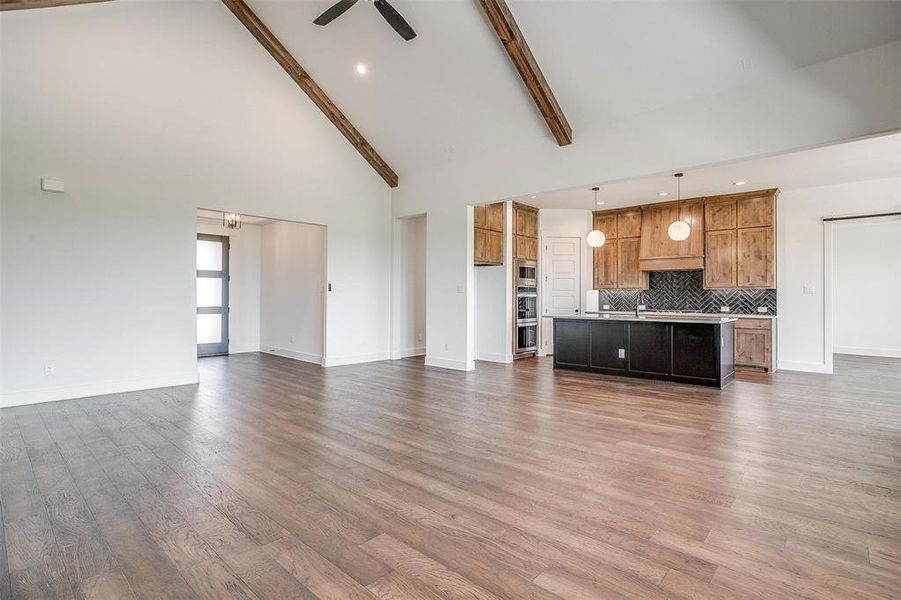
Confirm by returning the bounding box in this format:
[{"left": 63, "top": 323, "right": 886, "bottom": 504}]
[
  {"left": 737, "top": 226, "right": 774, "bottom": 287},
  {"left": 474, "top": 202, "right": 505, "bottom": 266},
  {"left": 617, "top": 238, "right": 646, "bottom": 289},
  {"left": 705, "top": 199, "right": 736, "bottom": 231},
  {"left": 703, "top": 189, "right": 777, "bottom": 289},
  {"left": 512, "top": 203, "right": 539, "bottom": 260},
  {"left": 593, "top": 244, "right": 617, "bottom": 288},
  {"left": 591, "top": 208, "right": 647, "bottom": 290},
  {"left": 704, "top": 230, "right": 737, "bottom": 288},
  {"left": 514, "top": 234, "right": 538, "bottom": 261},
  {"left": 475, "top": 228, "right": 503, "bottom": 265},
  {"left": 734, "top": 318, "right": 775, "bottom": 371}
]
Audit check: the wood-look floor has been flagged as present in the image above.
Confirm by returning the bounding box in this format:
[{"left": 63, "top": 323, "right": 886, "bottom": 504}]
[{"left": 1, "top": 354, "right": 900, "bottom": 599}]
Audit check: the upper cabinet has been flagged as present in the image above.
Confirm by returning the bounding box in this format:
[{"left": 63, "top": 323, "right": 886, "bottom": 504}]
[
  {"left": 703, "top": 189, "right": 777, "bottom": 289},
  {"left": 474, "top": 202, "right": 505, "bottom": 266},
  {"left": 591, "top": 208, "right": 648, "bottom": 290},
  {"left": 638, "top": 199, "right": 705, "bottom": 271},
  {"left": 513, "top": 203, "right": 539, "bottom": 261}
]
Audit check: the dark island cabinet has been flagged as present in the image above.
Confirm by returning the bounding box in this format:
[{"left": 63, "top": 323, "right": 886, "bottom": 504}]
[{"left": 553, "top": 318, "right": 735, "bottom": 388}]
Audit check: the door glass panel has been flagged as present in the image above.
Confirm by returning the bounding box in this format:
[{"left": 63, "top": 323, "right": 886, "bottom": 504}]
[
  {"left": 197, "top": 240, "right": 223, "bottom": 271},
  {"left": 197, "top": 314, "right": 222, "bottom": 344},
  {"left": 196, "top": 277, "right": 222, "bottom": 307}
]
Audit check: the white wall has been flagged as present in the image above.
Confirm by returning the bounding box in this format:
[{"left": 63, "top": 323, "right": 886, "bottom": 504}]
[
  {"left": 832, "top": 217, "right": 901, "bottom": 358},
  {"left": 777, "top": 176, "right": 901, "bottom": 372},
  {"left": 475, "top": 266, "right": 508, "bottom": 363},
  {"left": 197, "top": 218, "right": 261, "bottom": 354},
  {"left": 537, "top": 209, "right": 593, "bottom": 356},
  {"left": 260, "top": 220, "right": 326, "bottom": 364},
  {"left": 392, "top": 215, "right": 426, "bottom": 359},
  {"left": 0, "top": 2, "right": 391, "bottom": 406},
  {"left": 392, "top": 40, "right": 901, "bottom": 371}
]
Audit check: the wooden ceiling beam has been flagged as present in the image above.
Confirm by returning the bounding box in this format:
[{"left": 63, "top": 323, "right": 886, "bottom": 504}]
[
  {"left": 478, "top": 0, "right": 572, "bottom": 146},
  {"left": 220, "top": 0, "right": 398, "bottom": 188},
  {"left": 0, "top": 0, "right": 111, "bottom": 10}
]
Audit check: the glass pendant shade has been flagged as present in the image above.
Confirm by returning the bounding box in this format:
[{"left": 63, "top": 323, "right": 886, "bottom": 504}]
[
  {"left": 586, "top": 229, "right": 606, "bottom": 248},
  {"left": 668, "top": 220, "right": 691, "bottom": 241}
]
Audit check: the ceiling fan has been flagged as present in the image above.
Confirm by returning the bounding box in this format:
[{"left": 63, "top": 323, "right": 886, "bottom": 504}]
[{"left": 314, "top": 0, "right": 416, "bottom": 41}]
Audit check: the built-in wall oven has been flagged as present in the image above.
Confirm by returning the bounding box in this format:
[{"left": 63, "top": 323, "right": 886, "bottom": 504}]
[
  {"left": 515, "top": 260, "right": 537, "bottom": 287},
  {"left": 514, "top": 259, "right": 539, "bottom": 355}
]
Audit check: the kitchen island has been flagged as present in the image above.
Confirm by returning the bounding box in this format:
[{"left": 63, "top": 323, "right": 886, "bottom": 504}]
[{"left": 553, "top": 314, "right": 736, "bottom": 388}]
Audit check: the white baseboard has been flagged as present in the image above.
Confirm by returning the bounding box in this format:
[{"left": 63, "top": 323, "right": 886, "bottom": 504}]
[
  {"left": 228, "top": 343, "right": 261, "bottom": 354},
  {"left": 424, "top": 355, "right": 475, "bottom": 371},
  {"left": 261, "top": 346, "right": 323, "bottom": 365},
  {"left": 777, "top": 360, "right": 833, "bottom": 374},
  {"left": 834, "top": 346, "right": 901, "bottom": 359},
  {"left": 322, "top": 352, "right": 391, "bottom": 367},
  {"left": 0, "top": 370, "right": 200, "bottom": 408},
  {"left": 391, "top": 347, "right": 426, "bottom": 360},
  {"left": 475, "top": 351, "right": 513, "bottom": 364}
]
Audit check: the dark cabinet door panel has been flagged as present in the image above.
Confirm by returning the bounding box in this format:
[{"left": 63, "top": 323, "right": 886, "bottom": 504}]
[
  {"left": 628, "top": 322, "right": 670, "bottom": 375},
  {"left": 554, "top": 320, "right": 590, "bottom": 368},
  {"left": 671, "top": 324, "right": 717, "bottom": 381},
  {"left": 589, "top": 321, "right": 628, "bottom": 372}
]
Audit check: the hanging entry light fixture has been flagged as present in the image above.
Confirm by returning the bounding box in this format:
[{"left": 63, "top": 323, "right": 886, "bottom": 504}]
[
  {"left": 667, "top": 173, "right": 691, "bottom": 241},
  {"left": 586, "top": 187, "right": 606, "bottom": 248},
  {"left": 223, "top": 213, "right": 243, "bottom": 230}
]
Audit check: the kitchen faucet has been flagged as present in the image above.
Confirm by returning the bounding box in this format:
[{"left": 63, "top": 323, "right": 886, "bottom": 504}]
[{"left": 635, "top": 292, "right": 643, "bottom": 317}]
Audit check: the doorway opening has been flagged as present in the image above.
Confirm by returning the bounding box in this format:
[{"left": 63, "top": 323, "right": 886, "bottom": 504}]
[
  {"left": 195, "top": 209, "right": 327, "bottom": 365},
  {"left": 392, "top": 214, "right": 427, "bottom": 359},
  {"left": 827, "top": 213, "right": 901, "bottom": 369}
]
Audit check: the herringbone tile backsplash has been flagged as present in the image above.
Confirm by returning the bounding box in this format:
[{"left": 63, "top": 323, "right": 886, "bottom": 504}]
[{"left": 597, "top": 271, "right": 777, "bottom": 315}]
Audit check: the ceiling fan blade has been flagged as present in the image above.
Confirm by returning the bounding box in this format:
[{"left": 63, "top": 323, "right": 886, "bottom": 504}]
[
  {"left": 313, "top": 0, "right": 360, "bottom": 26},
  {"left": 373, "top": 0, "right": 416, "bottom": 40}
]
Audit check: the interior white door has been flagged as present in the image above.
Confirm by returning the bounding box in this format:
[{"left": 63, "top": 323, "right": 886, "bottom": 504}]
[{"left": 543, "top": 236, "right": 581, "bottom": 316}]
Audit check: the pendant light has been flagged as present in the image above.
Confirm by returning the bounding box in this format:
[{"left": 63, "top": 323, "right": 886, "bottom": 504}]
[
  {"left": 223, "top": 213, "right": 243, "bottom": 230},
  {"left": 667, "top": 173, "right": 691, "bottom": 241},
  {"left": 586, "top": 187, "right": 606, "bottom": 248}
]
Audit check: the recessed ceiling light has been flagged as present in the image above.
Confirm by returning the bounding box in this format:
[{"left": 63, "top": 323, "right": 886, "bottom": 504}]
[
  {"left": 657, "top": 192, "right": 669, "bottom": 197},
  {"left": 733, "top": 180, "right": 748, "bottom": 186},
  {"left": 355, "top": 63, "right": 368, "bottom": 76},
  {"left": 530, "top": 195, "right": 537, "bottom": 199},
  {"left": 596, "top": 201, "right": 605, "bottom": 206}
]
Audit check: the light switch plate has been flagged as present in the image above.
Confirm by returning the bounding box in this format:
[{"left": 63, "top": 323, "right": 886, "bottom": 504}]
[{"left": 618, "top": 349, "right": 625, "bottom": 358}]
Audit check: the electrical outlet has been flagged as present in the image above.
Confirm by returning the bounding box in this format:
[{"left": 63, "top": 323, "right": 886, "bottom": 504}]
[
  {"left": 44, "top": 363, "right": 55, "bottom": 376},
  {"left": 456, "top": 285, "right": 465, "bottom": 294},
  {"left": 289, "top": 335, "right": 295, "bottom": 344},
  {"left": 757, "top": 306, "right": 769, "bottom": 313},
  {"left": 803, "top": 284, "right": 815, "bottom": 295},
  {"left": 417, "top": 333, "right": 423, "bottom": 343},
  {"left": 602, "top": 304, "right": 611, "bottom": 310},
  {"left": 444, "top": 343, "right": 449, "bottom": 351},
  {"left": 617, "top": 349, "right": 625, "bottom": 359},
  {"left": 638, "top": 304, "right": 646, "bottom": 310},
  {"left": 720, "top": 306, "right": 730, "bottom": 313}
]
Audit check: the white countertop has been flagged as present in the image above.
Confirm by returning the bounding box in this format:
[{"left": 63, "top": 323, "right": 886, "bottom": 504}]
[
  {"left": 554, "top": 313, "right": 738, "bottom": 324},
  {"left": 582, "top": 310, "right": 776, "bottom": 320}
]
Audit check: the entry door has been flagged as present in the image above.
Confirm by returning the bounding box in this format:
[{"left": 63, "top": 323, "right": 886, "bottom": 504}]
[
  {"left": 196, "top": 234, "right": 229, "bottom": 356},
  {"left": 543, "top": 236, "right": 581, "bottom": 316}
]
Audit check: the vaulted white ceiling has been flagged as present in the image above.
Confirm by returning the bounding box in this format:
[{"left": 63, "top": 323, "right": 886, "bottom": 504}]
[{"left": 248, "top": 0, "right": 901, "bottom": 178}]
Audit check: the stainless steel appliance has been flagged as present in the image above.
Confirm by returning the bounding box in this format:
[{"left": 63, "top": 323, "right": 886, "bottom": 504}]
[
  {"left": 515, "top": 260, "right": 537, "bottom": 287},
  {"left": 514, "top": 259, "right": 539, "bottom": 356}
]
